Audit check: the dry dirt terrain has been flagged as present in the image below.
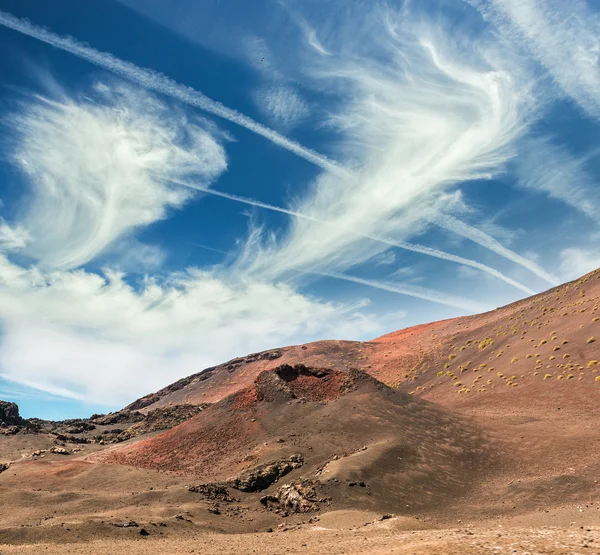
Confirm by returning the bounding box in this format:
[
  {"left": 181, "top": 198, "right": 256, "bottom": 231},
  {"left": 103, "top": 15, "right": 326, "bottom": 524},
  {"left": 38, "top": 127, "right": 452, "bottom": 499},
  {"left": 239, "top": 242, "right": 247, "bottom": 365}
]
[{"left": 1, "top": 268, "right": 600, "bottom": 554}]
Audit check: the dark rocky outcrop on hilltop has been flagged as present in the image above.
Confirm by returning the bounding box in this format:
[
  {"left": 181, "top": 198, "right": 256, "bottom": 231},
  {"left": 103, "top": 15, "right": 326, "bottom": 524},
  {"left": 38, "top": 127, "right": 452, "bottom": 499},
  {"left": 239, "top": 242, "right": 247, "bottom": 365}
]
[{"left": 0, "top": 400, "right": 22, "bottom": 426}]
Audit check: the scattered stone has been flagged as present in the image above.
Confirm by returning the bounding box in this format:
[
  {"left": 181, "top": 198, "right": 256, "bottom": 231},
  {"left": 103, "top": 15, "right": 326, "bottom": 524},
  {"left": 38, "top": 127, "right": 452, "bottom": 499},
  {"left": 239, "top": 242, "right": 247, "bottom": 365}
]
[
  {"left": 0, "top": 462, "right": 10, "bottom": 474},
  {"left": 188, "top": 483, "right": 236, "bottom": 502},
  {"left": 112, "top": 520, "right": 138, "bottom": 528},
  {"left": 139, "top": 528, "right": 149, "bottom": 536},
  {"left": 50, "top": 447, "right": 71, "bottom": 455}
]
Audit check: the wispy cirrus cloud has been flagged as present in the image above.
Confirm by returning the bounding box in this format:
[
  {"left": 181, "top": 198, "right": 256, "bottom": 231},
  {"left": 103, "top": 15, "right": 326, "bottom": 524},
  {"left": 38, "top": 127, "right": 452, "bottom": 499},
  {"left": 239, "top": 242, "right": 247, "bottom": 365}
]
[
  {"left": 237, "top": 6, "right": 545, "bottom": 289},
  {"left": 246, "top": 36, "right": 310, "bottom": 127},
  {"left": 8, "top": 82, "right": 227, "bottom": 269},
  {"left": 258, "top": 85, "right": 309, "bottom": 127},
  {"left": 515, "top": 138, "right": 600, "bottom": 218},
  {"left": 559, "top": 246, "right": 600, "bottom": 281},
  {"left": 174, "top": 178, "right": 537, "bottom": 294},
  {"left": 0, "top": 7, "right": 551, "bottom": 291},
  {"left": 0, "top": 8, "right": 348, "bottom": 177},
  {"left": 469, "top": 0, "right": 600, "bottom": 118}
]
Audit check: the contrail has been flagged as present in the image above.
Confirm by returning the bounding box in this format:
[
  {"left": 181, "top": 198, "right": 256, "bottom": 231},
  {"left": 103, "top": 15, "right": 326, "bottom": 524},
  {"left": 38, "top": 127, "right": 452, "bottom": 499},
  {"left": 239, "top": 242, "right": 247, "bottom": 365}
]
[
  {"left": 0, "top": 9, "right": 349, "bottom": 178},
  {"left": 317, "top": 271, "right": 492, "bottom": 313},
  {"left": 434, "top": 214, "right": 559, "bottom": 286},
  {"left": 0, "top": 9, "right": 552, "bottom": 287},
  {"left": 173, "top": 179, "right": 536, "bottom": 295}
]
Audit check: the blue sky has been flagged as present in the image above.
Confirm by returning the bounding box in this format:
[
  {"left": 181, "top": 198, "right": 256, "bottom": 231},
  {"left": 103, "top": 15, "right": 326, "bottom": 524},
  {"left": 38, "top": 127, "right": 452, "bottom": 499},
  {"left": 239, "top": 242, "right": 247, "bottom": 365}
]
[{"left": 0, "top": 0, "right": 598, "bottom": 419}]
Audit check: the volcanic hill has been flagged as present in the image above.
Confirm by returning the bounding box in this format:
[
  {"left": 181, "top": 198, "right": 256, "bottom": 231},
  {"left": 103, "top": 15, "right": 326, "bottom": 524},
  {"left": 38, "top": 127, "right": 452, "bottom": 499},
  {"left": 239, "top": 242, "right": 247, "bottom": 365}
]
[{"left": 1, "top": 268, "right": 599, "bottom": 554}]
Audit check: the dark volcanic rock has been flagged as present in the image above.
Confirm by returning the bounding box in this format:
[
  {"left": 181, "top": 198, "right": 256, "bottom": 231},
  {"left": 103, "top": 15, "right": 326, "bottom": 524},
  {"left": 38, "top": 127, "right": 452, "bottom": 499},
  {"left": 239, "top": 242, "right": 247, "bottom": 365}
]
[
  {"left": 91, "top": 410, "right": 145, "bottom": 426},
  {"left": 0, "top": 400, "right": 22, "bottom": 426},
  {"left": 53, "top": 433, "right": 90, "bottom": 444},
  {"left": 229, "top": 455, "right": 304, "bottom": 492},
  {"left": 188, "top": 483, "right": 236, "bottom": 502}
]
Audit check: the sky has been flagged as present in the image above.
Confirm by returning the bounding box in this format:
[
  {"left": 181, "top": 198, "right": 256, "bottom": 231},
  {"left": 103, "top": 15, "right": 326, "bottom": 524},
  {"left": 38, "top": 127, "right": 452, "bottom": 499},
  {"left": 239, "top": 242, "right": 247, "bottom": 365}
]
[{"left": 0, "top": 0, "right": 598, "bottom": 419}]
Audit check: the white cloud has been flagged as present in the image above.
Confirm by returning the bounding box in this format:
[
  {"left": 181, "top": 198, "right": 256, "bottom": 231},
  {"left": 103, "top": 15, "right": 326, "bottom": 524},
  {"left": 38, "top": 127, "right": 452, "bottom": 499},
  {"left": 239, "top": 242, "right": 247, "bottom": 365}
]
[
  {"left": 470, "top": 0, "right": 600, "bottom": 118},
  {"left": 373, "top": 250, "right": 396, "bottom": 266},
  {"left": 9, "top": 83, "right": 227, "bottom": 269},
  {"left": 238, "top": 7, "right": 538, "bottom": 290},
  {"left": 0, "top": 9, "right": 348, "bottom": 177},
  {"left": 0, "top": 7, "right": 550, "bottom": 290},
  {"left": 0, "top": 220, "right": 29, "bottom": 251},
  {"left": 245, "top": 37, "right": 309, "bottom": 127},
  {"left": 516, "top": 138, "right": 599, "bottom": 217},
  {"left": 259, "top": 85, "right": 309, "bottom": 127},
  {"left": 559, "top": 247, "right": 600, "bottom": 281},
  {"left": 0, "top": 255, "right": 383, "bottom": 404}
]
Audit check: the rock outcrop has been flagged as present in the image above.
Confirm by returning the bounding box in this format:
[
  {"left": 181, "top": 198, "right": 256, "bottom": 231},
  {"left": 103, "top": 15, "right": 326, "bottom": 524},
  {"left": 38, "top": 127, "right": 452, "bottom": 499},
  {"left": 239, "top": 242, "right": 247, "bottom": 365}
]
[
  {"left": 116, "top": 404, "right": 209, "bottom": 442},
  {"left": 260, "top": 480, "right": 321, "bottom": 514},
  {"left": 0, "top": 401, "right": 22, "bottom": 426},
  {"left": 229, "top": 455, "right": 304, "bottom": 492}
]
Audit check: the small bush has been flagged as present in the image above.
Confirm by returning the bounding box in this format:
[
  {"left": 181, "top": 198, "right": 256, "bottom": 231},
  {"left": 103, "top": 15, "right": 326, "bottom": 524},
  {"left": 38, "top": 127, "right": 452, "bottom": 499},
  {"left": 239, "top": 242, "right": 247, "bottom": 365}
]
[
  {"left": 553, "top": 346, "right": 560, "bottom": 351},
  {"left": 587, "top": 337, "right": 596, "bottom": 344},
  {"left": 511, "top": 357, "right": 518, "bottom": 363},
  {"left": 478, "top": 337, "right": 494, "bottom": 350}
]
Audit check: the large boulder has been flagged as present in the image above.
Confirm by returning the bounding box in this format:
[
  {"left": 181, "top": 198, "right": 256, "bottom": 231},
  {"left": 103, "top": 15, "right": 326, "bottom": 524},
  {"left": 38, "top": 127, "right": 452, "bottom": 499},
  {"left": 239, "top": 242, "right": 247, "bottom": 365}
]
[
  {"left": 0, "top": 401, "right": 22, "bottom": 426},
  {"left": 260, "top": 480, "right": 321, "bottom": 514}
]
